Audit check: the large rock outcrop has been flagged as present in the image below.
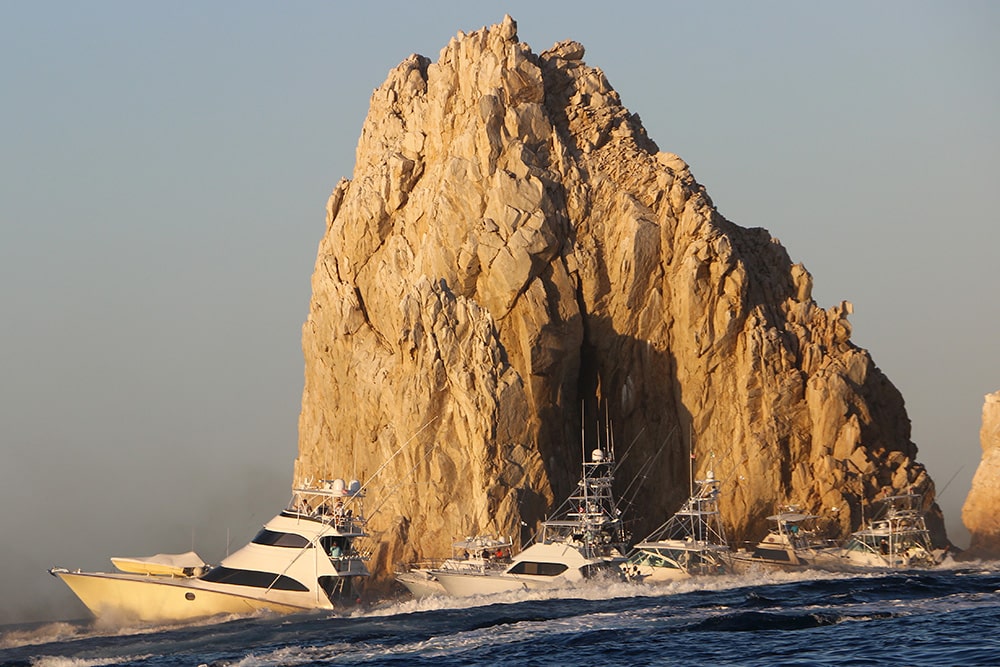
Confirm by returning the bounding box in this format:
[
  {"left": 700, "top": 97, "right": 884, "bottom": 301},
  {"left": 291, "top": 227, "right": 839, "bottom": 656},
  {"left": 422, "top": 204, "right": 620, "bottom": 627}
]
[
  {"left": 294, "top": 16, "right": 947, "bottom": 583},
  {"left": 962, "top": 391, "right": 1000, "bottom": 557}
]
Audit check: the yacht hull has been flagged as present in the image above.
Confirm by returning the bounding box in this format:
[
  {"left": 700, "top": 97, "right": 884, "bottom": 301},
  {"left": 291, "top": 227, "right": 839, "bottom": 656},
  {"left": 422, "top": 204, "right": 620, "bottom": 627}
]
[
  {"left": 432, "top": 570, "right": 529, "bottom": 597},
  {"left": 52, "top": 570, "right": 312, "bottom": 623},
  {"left": 729, "top": 549, "right": 845, "bottom": 573},
  {"left": 632, "top": 565, "right": 691, "bottom": 583},
  {"left": 395, "top": 570, "right": 447, "bottom": 598}
]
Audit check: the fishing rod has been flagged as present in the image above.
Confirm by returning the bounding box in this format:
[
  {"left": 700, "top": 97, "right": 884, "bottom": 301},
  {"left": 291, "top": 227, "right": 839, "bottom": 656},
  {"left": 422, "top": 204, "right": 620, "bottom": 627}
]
[
  {"left": 617, "top": 430, "right": 675, "bottom": 533},
  {"left": 271, "top": 416, "right": 441, "bottom": 592},
  {"left": 934, "top": 466, "right": 965, "bottom": 500},
  {"left": 353, "top": 415, "right": 440, "bottom": 497},
  {"left": 364, "top": 441, "right": 440, "bottom": 521},
  {"left": 619, "top": 429, "right": 673, "bottom": 510},
  {"left": 612, "top": 425, "right": 648, "bottom": 472}
]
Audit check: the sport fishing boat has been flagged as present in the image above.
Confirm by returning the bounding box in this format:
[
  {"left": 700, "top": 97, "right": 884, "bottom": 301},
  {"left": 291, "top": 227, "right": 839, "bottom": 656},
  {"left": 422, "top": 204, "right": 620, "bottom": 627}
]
[
  {"left": 432, "top": 445, "right": 629, "bottom": 597},
  {"left": 729, "top": 505, "right": 842, "bottom": 572},
  {"left": 395, "top": 535, "right": 514, "bottom": 598},
  {"left": 837, "top": 492, "right": 939, "bottom": 569},
  {"left": 624, "top": 470, "right": 731, "bottom": 582},
  {"left": 50, "top": 479, "right": 371, "bottom": 623}
]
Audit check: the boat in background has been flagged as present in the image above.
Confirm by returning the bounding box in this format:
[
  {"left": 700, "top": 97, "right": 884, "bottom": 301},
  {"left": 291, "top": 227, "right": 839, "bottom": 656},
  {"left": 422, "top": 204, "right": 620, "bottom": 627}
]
[
  {"left": 837, "top": 492, "right": 940, "bottom": 569},
  {"left": 432, "top": 444, "right": 629, "bottom": 597},
  {"left": 624, "top": 470, "right": 731, "bottom": 582},
  {"left": 51, "top": 478, "right": 371, "bottom": 624},
  {"left": 730, "top": 506, "right": 842, "bottom": 572},
  {"left": 395, "top": 535, "right": 514, "bottom": 598}
]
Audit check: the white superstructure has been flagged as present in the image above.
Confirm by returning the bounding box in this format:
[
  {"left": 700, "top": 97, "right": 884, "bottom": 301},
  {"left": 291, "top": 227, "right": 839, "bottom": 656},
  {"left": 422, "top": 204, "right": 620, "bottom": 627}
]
[
  {"left": 729, "top": 506, "right": 842, "bottom": 572},
  {"left": 625, "top": 472, "right": 731, "bottom": 582},
  {"left": 51, "top": 479, "right": 371, "bottom": 624},
  {"left": 395, "top": 535, "right": 514, "bottom": 598},
  {"left": 838, "top": 493, "right": 938, "bottom": 569},
  {"left": 432, "top": 446, "right": 629, "bottom": 597}
]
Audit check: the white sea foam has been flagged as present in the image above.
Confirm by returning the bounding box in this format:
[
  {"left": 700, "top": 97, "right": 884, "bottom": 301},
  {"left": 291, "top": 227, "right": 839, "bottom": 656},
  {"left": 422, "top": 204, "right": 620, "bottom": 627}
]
[
  {"left": 31, "top": 655, "right": 150, "bottom": 667},
  {"left": 360, "top": 566, "right": 857, "bottom": 619},
  {"left": 0, "top": 622, "right": 83, "bottom": 650},
  {"left": 0, "top": 608, "right": 276, "bottom": 651},
  {"left": 937, "top": 555, "right": 1000, "bottom": 572}
]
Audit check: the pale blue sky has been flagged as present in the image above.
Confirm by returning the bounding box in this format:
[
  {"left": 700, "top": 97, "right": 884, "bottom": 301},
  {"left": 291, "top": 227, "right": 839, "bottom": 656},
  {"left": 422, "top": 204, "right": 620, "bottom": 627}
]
[{"left": 1, "top": 2, "right": 997, "bottom": 623}]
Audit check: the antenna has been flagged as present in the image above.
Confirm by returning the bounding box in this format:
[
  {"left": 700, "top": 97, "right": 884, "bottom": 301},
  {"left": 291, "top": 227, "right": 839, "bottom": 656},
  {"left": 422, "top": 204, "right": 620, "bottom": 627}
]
[
  {"left": 689, "top": 423, "right": 695, "bottom": 497},
  {"left": 604, "top": 399, "right": 611, "bottom": 457}
]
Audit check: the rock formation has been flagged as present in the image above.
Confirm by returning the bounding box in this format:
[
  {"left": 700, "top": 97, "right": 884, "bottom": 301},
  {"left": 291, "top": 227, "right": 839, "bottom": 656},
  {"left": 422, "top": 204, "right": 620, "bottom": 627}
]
[
  {"left": 293, "top": 16, "right": 947, "bottom": 583},
  {"left": 961, "top": 390, "right": 1000, "bottom": 558}
]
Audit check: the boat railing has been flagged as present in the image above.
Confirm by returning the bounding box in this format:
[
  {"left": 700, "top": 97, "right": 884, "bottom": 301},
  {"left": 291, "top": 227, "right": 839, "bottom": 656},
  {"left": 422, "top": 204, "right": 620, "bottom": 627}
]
[
  {"left": 288, "top": 483, "right": 368, "bottom": 531},
  {"left": 438, "top": 556, "right": 510, "bottom": 574},
  {"left": 395, "top": 558, "right": 446, "bottom": 574}
]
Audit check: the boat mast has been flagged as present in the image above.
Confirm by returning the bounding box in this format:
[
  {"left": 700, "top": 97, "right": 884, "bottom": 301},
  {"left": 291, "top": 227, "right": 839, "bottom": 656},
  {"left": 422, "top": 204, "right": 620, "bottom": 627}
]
[{"left": 689, "top": 423, "right": 695, "bottom": 498}]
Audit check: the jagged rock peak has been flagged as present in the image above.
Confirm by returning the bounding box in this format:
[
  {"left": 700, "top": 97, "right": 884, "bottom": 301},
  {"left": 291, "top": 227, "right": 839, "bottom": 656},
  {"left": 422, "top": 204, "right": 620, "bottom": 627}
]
[
  {"left": 961, "top": 390, "right": 1000, "bottom": 558},
  {"left": 295, "top": 17, "right": 946, "bottom": 584}
]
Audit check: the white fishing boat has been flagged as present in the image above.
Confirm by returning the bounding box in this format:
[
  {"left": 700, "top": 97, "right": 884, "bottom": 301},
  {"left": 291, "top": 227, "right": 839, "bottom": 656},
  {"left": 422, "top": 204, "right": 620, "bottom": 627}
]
[
  {"left": 837, "top": 492, "right": 939, "bottom": 569},
  {"left": 50, "top": 478, "right": 371, "bottom": 624},
  {"left": 432, "top": 445, "right": 628, "bottom": 597},
  {"left": 729, "top": 506, "right": 842, "bottom": 572},
  {"left": 395, "top": 535, "right": 514, "bottom": 598},
  {"left": 624, "top": 470, "right": 731, "bottom": 582}
]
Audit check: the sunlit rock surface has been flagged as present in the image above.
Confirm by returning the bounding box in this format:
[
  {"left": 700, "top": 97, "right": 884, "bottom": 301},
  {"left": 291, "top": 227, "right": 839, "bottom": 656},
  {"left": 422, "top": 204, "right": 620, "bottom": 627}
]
[
  {"left": 962, "top": 391, "right": 1000, "bottom": 558},
  {"left": 293, "top": 16, "right": 947, "bottom": 584}
]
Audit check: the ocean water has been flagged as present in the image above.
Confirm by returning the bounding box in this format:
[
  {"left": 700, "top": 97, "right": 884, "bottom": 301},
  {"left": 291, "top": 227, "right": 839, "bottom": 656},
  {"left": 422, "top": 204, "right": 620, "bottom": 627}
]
[{"left": 3, "top": 563, "right": 1000, "bottom": 667}]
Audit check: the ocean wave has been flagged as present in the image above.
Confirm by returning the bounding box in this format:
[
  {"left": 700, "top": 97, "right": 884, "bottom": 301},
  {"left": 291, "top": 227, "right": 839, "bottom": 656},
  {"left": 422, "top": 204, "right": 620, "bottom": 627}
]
[
  {"left": 682, "top": 609, "right": 894, "bottom": 633},
  {"left": 0, "top": 623, "right": 84, "bottom": 651},
  {"left": 4, "top": 570, "right": 999, "bottom": 667},
  {"left": 29, "top": 655, "right": 150, "bottom": 667}
]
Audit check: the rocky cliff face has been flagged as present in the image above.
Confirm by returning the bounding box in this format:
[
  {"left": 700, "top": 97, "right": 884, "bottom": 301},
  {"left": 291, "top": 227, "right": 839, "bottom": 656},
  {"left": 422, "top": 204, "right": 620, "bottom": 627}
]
[
  {"left": 962, "top": 391, "right": 1000, "bottom": 557},
  {"left": 294, "top": 16, "right": 947, "bottom": 582}
]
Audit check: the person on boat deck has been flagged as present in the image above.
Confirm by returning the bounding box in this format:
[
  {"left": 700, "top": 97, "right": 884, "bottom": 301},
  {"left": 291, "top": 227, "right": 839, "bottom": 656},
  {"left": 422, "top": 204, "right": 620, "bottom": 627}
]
[
  {"left": 330, "top": 543, "right": 343, "bottom": 558},
  {"left": 332, "top": 500, "right": 346, "bottom": 526},
  {"left": 879, "top": 538, "right": 890, "bottom": 555}
]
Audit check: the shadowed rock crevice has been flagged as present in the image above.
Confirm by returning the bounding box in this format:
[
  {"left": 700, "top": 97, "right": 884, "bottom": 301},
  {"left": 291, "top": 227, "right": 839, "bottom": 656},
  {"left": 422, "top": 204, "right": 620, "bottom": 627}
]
[{"left": 294, "top": 16, "right": 947, "bottom": 586}]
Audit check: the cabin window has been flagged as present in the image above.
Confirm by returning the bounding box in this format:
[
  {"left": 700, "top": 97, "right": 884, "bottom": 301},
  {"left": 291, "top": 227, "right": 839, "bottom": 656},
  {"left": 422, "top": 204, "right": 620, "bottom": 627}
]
[
  {"left": 507, "top": 561, "right": 568, "bottom": 577},
  {"left": 251, "top": 529, "right": 311, "bottom": 549},
  {"left": 200, "top": 566, "right": 309, "bottom": 591}
]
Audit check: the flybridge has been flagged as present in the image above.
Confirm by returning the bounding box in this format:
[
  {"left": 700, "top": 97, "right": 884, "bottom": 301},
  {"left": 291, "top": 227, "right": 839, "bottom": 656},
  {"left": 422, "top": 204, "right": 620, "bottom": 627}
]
[
  {"left": 539, "top": 446, "right": 628, "bottom": 559},
  {"left": 285, "top": 478, "right": 366, "bottom": 532}
]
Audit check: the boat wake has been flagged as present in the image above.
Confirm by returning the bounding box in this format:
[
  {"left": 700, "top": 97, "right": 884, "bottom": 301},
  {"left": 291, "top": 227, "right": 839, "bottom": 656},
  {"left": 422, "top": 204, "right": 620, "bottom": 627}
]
[
  {"left": 0, "top": 609, "right": 272, "bottom": 651},
  {"left": 29, "top": 655, "right": 151, "bottom": 667},
  {"left": 363, "top": 565, "right": 858, "bottom": 620},
  {"left": 3, "top": 568, "right": 1000, "bottom": 667},
  {"left": 0, "top": 622, "right": 84, "bottom": 651}
]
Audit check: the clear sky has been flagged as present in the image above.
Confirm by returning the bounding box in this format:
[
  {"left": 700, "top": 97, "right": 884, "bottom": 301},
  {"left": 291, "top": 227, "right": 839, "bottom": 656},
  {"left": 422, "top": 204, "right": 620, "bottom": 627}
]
[{"left": 1, "top": 2, "right": 996, "bottom": 623}]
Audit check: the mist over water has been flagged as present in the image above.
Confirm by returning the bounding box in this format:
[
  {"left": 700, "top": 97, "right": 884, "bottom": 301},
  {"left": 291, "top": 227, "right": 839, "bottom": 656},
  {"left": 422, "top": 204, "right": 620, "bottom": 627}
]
[{"left": 0, "top": 463, "right": 290, "bottom": 626}]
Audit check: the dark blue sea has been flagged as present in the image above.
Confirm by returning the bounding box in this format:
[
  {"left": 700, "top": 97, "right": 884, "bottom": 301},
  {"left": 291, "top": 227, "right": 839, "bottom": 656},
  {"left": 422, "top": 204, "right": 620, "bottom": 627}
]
[{"left": 3, "top": 564, "right": 1000, "bottom": 666}]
